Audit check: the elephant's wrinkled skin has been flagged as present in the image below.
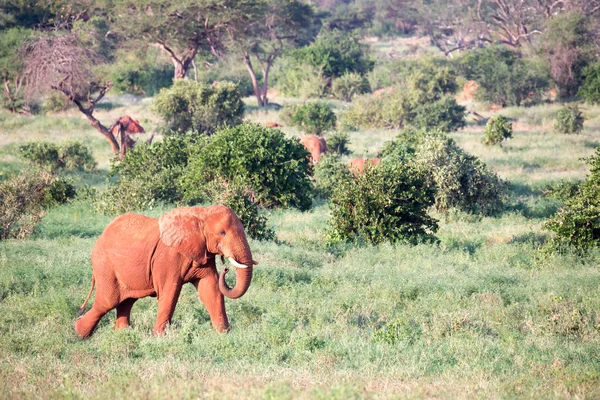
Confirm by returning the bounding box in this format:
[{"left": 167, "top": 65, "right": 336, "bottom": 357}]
[{"left": 74, "top": 205, "right": 257, "bottom": 338}]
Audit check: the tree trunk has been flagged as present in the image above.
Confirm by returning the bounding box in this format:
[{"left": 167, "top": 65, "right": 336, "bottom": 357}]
[
  {"left": 73, "top": 100, "right": 120, "bottom": 154},
  {"left": 243, "top": 53, "right": 264, "bottom": 107},
  {"left": 173, "top": 59, "right": 187, "bottom": 80},
  {"left": 260, "top": 61, "right": 273, "bottom": 106}
]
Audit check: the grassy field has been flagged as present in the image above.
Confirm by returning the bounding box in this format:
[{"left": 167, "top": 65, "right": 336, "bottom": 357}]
[{"left": 1, "top": 95, "right": 600, "bottom": 399}]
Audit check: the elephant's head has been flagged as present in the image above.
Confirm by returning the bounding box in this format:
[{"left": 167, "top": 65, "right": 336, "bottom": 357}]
[{"left": 158, "top": 205, "right": 257, "bottom": 299}]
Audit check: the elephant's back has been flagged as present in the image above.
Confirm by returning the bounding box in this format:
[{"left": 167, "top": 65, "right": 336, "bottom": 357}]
[{"left": 93, "top": 214, "right": 159, "bottom": 258}]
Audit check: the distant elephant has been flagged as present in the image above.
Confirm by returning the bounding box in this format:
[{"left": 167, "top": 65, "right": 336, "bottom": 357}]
[
  {"left": 300, "top": 135, "right": 328, "bottom": 164},
  {"left": 265, "top": 121, "right": 283, "bottom": 128},
  {"left": 74, "top": 205, "right": 257, "bottom": 338},
  {"left": 349, "top": 157, "right": 380, "bottom": 174}
]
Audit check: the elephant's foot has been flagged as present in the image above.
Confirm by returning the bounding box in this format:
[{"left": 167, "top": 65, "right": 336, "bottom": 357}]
[{"left": 74, "top": 307, "right": 106, "bottom": 338}]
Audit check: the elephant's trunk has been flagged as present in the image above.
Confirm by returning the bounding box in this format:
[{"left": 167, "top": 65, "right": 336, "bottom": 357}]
[{"left": 219, "top": 264, "right": 253, "bottom": 299}]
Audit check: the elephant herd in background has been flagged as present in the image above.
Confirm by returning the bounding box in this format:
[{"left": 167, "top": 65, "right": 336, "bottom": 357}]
[{"left": 74, "top": 123, "right": 380, "bottom": 338}]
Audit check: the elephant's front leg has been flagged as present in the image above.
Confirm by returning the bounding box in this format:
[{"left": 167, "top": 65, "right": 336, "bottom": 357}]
[
  {"left": 193, "top": 272, "right": 229, "bottom": 332},
  {"left": 153, "top": 283, "right": 183, "bottom": 335}
]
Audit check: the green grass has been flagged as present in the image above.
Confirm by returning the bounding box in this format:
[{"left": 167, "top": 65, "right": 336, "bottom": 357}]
[{"left": 1, "top": 97, "right": 600, "bottom": 398}]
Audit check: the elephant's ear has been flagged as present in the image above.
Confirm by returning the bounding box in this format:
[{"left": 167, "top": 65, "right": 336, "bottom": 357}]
[{"left": 158, "top": 208, "right": 208, "bottom": 264}]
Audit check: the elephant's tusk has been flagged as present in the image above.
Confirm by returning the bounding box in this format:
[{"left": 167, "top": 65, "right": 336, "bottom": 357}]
[{"left": 228, "top": 257, "right": 249, "bottom": 269}]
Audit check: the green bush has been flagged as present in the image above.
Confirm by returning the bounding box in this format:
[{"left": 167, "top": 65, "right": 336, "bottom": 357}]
[
  {"left": 312, "top": 154, "right": 352, "bottom": 199},
  {"left": 153, "top": 80, "right": 244, "bottom": 135},
  {"left": 97, "top": 135, "right": 204, "bottom": 215},
  {"left": 456, "top": 46, "right": 549, "bottom": 106},
  {"left": 273, "top": 61, "right": 328, "bottom": 99},
  {"left": 327, "top": 161, "right": 438, "bottom": 246},
  {"left": 43, "top": 92, "right": 74, "bottom": 113},
  {"left": 326, "top": 131, "right": 351, "bottom": 156},
  {"left": 331, "top": 72, "right": 371, "bottom": 102},
  {"left": 483, "top": 115, "right": 513, "bottom": 146},
  {"left": 291, "top": 30, "right": 374, "bottom": 78},
  {"left": 0, "top": 170, "right": 54, "bottom": 240},
  {"left": 109, "top": 61, "right": 173, "bottom": 97},
  {"left": 182, "top": 123, "right": 313, "bottom": 210},
  {"left": 202, "top": 178, "right": 276, "bottom": 241},
  {"left": 578, "top": 63, "right": 600, "bottom": 104},
  {"left": 411, "top": 96, "right": 466, "bottom": 131},
  {"left": 415, "top": 135, "right": 506, "bottom": 215},
  {"left": 554, "top": 104, "right": 584, "bottom": 134},
  {"left": 19, "top": 141, "right": 96, "bottom": 172},
  {"left": 281, "top": 102, "right": 336, "bottom": 135},
  {"left": 544, "top": 147, "right": 600, "bottom": 251},
  {"left": 44, "top": 177, "right": 77, "bottom": 207}
]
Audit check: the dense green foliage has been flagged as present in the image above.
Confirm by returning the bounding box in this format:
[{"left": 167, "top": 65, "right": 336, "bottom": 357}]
[
  {"left": 105, "top": 53, "right": 173, "bottom": 96},
  {"left": 545, "top": 147, "right": 600, "bottom": 251},
  {"left": 0, "top": 170, "right": 54, "bottom": 239},
  {"left": 578, "top": 63, "right": 600, "bottom": 104},
  {"left": 281, "top": 102, "right": 336, "bottom": 135},
  {"left": 19, "top": 141, "right": 96, "bottom": 172},
  {"left": 331, "top": 72, "right": 371, "bottom": 101},
  {"left": 153, "top": 80, "right": 244, "bottom": 135},
  {"left": 327, "top": 161, "right": 438, "bottom": 245},
  {"left": 182, "top": 123, "right": 313, "bottom": 211},
  {"left": 312, "top": 154, "right": 352, "bottom": 198},
  {"left": 456, "top": 46, "right": 549, "bottom": 106},
  {"left": 411, "top": 95, "right": 466, "bottom": 131},
  {"left": 416, "top": 135, "right": 506, "bottom": 215},
  {"left": 554, "top": 104, "right": 585, "bottom": 134},
  {"left": 0, "top": 27, "right": 32, "bottom": 113},
  {"left": 483, "top": 115, "right": 513, "bottom": 146},
  {"left": 326, "top": 131, "right": 351, "bottom": 156}
]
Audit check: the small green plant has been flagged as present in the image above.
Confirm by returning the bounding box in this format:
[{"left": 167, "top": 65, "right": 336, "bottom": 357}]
[
  {"left": 153, "top": 79, "right": 244, "bottom": 135},
  {"left": 18, "top": 141, "right": 96, "bottom": 172},
  {"left": 331, "top": 72, "right": 371, "bottom": 102},
  {"left": 483, "top": 115, "right": 513, "bottom": 146},
  {"left": 182, "top": 123, "right": 313, "bottom": 210},
  {"left": 326, "top": 131, "right": 351, "bottom": 156},
  {"left": 282, "top": 102, "right": 337, "bottom": 135},
  {"left": 554, "top": 104, "right": 584, "bottom": 134},
  {"left": 327, "top": 161, "right": 438, "bottom": 246}
]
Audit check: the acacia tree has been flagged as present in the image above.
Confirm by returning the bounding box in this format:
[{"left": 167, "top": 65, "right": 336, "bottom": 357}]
[
  {"left": 228, "top": 0, "right": 317, "bottom": 107},
  {"left": 22, "top": 34, "right": 122, "bottom": 154},
  {"left": 0, "top": 27, "right": 32, "bottom": 114},
  {"left": 111, "top": 0, "right": 259, "bottom": 80}
]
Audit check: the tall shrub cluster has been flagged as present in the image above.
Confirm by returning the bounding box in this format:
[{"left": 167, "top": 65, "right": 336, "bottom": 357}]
[
  {"left": 280, "top": 102, "right": 337, "bottom": 135},
  {"left": 153, "top": 80, "right": 245, "bottom": 135}
]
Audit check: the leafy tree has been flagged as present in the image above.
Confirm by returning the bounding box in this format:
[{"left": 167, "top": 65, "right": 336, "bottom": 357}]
[
  {"left": 152, "top": 79, "right": 244, "bottom": 135},
  {"left": 0, "top": 27, "right": 32, "bottom": 114},
  {"left": 539, "top": 11, "right": 595, "bottom": 99},
  {"left": 109, "top": 0, "right": 260, "bottom": 80},
  {"left": 229, "top": 0, "right": 318, "bottom": 107},
  {"left": 554, "top": 104, "right": 584, "bottom": 134},
  {"left": 281, "top": 102, "right": 336, "bottom": 135},
  {"left": 483, "top": 116, "right": 513, "bottom": 146}
]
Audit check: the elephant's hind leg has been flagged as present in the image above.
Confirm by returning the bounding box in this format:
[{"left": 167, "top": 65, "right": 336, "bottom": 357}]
[
  {"left": 115, "top": 298, "right": 137, "bottom": 330},
  {"left": 74, "top": 305, "right": 109, "bottom": 338}
]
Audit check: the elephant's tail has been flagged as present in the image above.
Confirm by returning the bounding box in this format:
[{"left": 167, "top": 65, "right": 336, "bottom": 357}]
[{"left": 76, "top": 276, "right": 95, "bottom": 317}]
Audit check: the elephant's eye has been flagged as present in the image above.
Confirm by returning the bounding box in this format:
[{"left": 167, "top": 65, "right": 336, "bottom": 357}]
[{"left": 219, "top": 230, "right": 226, "bottom": 236}]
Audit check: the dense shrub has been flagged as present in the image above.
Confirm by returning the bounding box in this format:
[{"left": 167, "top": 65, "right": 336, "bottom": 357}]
[
  {"left": 202, "top": 178, "right": 276, "bottom": 241},
  {"left": 153, "top": 80, "right": 244, "bottom": 135},
  {"left": 554, "top": 104, "right": 584, "bottom": 134},
  {"left": 415, "top": 135, "right": 506, "bottom": 215},
  {"left": 411, "top": 96, "right": 466, "bottom": 131},
  {"left": 44, "top": 177, "right": 78, "bottom": 207},
  {"left": 544, "top": 147, "right": 600, "bottom": 251},
  {"left": 109, "top": 60, "right": 173, "bottom": 97},
  {"left": 0, "top": 170, "right": 54, "bottom": 240},
  {"left": 182, "top": 123, "right": 313, "bottom": 210},
  {"left": 578, "top": 63, "right": 600, "bottom": 104},
  {"left": 326, "top": 131, "right": 351, "bottom": 156},
  {"left": 483, "top": 116, "right": 513, "bottom": 146},
  {"left": 273, "top": 61, "right": 328, "bottom": 98},
  {"left": 332, "top": 72, "right": 371, "bottom": 101},
  {"left": 291, "top": 30, "right": 374, "bottom": 78},
  {"left": 43, "top": 92, "right": 74, "bottom": 113},
  {"left": 0, "top": 27, "right": 31, "bottom": 113},
  {"left": 97, "top": 135, "right": 203, "bottom": 215},
  {"left": 312, "top": 154, "right": 352, "bottom": 198},
  {"left": 404, "top": 58, "right": 459, "bottom": 101},
  {"left": 19, "top": 141, "right": 96, "bottom": 172},
  {"left": 456, "top": 46, "right": 549, "bottom": 106},
  {"left": 341, "top": 90, "right": 465, "bottom": 131},
  {"left": 281, "top": 102, "right": 336, "bottom": 135},
  {"left": 327, "top": 161, "right": 438, "bottom": 245}
]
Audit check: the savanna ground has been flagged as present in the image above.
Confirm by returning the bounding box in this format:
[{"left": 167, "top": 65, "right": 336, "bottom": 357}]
[{"left": 1, "top": 91, "right": 600, "bottom": 398}]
